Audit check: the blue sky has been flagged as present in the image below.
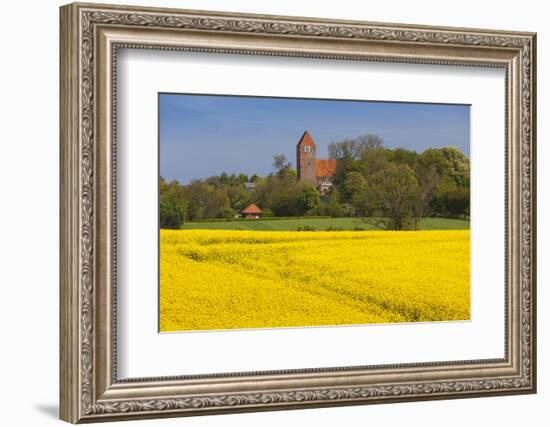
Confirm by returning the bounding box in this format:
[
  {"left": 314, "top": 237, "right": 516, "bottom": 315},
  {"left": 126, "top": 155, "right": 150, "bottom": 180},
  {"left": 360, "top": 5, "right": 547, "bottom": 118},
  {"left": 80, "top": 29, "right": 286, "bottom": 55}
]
[{"left": 160, "top": 93, "right": 470, "bottom": 184}]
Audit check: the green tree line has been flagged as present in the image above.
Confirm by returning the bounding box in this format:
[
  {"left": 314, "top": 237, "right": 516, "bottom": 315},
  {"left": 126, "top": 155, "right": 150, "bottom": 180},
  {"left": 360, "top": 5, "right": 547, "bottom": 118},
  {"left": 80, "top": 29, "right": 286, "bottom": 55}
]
[{"left": 160, "top": 135, "right": 470, "bottom": 230}]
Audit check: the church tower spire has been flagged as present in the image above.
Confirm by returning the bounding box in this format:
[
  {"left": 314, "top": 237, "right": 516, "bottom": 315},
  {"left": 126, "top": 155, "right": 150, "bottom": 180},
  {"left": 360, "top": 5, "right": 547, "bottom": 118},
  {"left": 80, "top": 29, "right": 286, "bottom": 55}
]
[{"left": 296, "top": 131, "right": 317, "bottom": 186}]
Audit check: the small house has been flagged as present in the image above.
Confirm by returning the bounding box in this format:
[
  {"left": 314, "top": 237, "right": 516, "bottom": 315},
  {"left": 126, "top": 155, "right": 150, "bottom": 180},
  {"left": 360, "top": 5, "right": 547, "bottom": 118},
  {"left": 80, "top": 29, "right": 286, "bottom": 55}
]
[
  {"left": 244, "top": 182, "right": 257, "bottom": 193},
  {"left": 318, "top": 179, "right": 334, "bottom": 196},
  {"left": 241, "top": 204, "right": 262, "bottom": 219}
]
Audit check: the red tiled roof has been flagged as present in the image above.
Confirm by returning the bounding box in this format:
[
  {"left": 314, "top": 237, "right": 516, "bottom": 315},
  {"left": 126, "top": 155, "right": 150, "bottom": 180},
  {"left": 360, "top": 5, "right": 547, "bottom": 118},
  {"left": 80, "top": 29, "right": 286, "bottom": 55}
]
[
  {"left": 296, "top": 130, "right": 316, "bottom": 147},
  {"left": 316, "top": 159, "right": 337, "bottom": 177},
  {"left": 241, "top": 204, "right": 262, "bottom": 214}
]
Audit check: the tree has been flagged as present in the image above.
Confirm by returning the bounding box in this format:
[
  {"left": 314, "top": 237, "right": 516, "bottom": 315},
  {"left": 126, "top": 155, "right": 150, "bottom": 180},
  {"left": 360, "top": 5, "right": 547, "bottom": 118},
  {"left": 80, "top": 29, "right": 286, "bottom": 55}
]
[
  {"left": 184, "top": 180, "right": 210, "bottom": 221},
  {"left": 332, "top": 154, "right": 360, "bottom": 191},
  {"left": 357, "top": 146, "right": 388, "bottom": 179},
  {"left": 253, "top": 174, "right": 295, "bottom": 216},
  {"left": 414, "top": 164, "right": 441, "bottom": 219},
  {"left": 160, "top": 199, "right": 186, "bottom": 229},
  {"left": 219, "top": 172, "right": 229, "bottom": 185},
  {"left": 388, "top": 148, "right": 419, "bottom": 169},
  {"left": 273, "top": 154, "right": 293, "bottom": 177},
  {"left": 432, "top": 175, "right": 469, "bottom": 217},
  {"left": 328, "top": 134, "right": 384, "bottom": 160},
  {"left": 330, "top": 134, "right": 386, "bottom": 192},
  {"left": 203, "top": 189, "right": 231, "bottom": 219},
  {"left": 444, "top": 186, "right": 470, "bottom": 217},
  {"left": 217, "top": 206, "right": 236, "bottom": 219},
  {"left": 326, "top": 188, "right": 343, "bottom": 217},
  {"left": 343, "top": 171, "right": 368, "bottom": 216},
  {"left": 253, "top": 173, "right": 318, "bottom": 217},
  {"left": 226, "top": 185, "right": 252, "bottom": 212},
  {"left": 298, "top": 185, "right": 321, "bottom": 214},
  {"left": 183, "top": 180, "right": 230, "bottom": 220},
  {"left": 159, "top": 142, "right": 469, "bottom": 224},
  {"left": 366, "top": 163, "right": 422, "bottom": 230},
  {"left": 159, "top": 177, "right": 188, "bottom": 229},
  {"left": 439, "top": 146, "right": 470, "bottom": 187},
  {"left": 419, "top": 147, "right": 470, "bottom": 216},
  {"left": 419, "top": 147, "right": 469, "bottom": 187}
]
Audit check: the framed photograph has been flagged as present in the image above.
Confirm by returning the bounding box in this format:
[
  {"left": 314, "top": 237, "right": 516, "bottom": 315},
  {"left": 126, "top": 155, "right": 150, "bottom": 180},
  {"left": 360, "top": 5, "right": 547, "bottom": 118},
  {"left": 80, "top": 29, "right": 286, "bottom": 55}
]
[{"left": 60, "top": 2, "right": 537, "bottom": 423}]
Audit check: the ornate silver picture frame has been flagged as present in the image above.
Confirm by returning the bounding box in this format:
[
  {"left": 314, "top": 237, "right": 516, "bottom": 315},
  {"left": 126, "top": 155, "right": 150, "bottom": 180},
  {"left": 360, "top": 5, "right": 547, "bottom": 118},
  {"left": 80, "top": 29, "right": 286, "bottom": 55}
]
[{"left": 60, "top": 2, "right": 536, "bottom": 423}]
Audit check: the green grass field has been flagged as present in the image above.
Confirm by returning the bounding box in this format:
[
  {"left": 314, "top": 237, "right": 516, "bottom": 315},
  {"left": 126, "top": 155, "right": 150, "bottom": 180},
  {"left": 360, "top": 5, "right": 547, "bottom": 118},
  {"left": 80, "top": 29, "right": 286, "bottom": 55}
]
[{"left": 179, "top": 217, "right": 470, "bottom": 231}]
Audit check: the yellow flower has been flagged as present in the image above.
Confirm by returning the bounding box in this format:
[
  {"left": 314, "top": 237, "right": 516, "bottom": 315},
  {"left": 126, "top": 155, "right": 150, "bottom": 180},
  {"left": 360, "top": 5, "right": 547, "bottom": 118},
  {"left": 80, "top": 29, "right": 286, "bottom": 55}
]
[{"left": 160, "top": 229, "right": 470, "bottom": 332}]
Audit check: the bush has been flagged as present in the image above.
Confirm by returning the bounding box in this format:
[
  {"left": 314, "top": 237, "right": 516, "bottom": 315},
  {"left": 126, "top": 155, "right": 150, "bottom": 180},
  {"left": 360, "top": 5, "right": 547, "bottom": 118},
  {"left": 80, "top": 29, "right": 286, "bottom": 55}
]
[
  {"left": 297, "top": 226, "right": 316, "bottom": 231},
  {"left": 341, "top": 203, "right": 356, "bottom": 217},
  {"left": 261, "top": 208, "right": 273, "bottom": 217},
  {"left": 217, "top": 207, "right": 236, "bottom": 219},
  {"left": 160, "top": 199, "right": 186, "bottom": 229},
  {"left": 159, "top": 179, "right": 188, "bottom": 229}
]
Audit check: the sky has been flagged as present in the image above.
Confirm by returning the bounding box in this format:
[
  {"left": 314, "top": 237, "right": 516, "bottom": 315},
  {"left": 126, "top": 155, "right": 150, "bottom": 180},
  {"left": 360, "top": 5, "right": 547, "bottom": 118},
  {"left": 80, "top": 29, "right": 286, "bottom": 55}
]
[{"left": 159, "top": 93, "right": 470, "bottom": 184}]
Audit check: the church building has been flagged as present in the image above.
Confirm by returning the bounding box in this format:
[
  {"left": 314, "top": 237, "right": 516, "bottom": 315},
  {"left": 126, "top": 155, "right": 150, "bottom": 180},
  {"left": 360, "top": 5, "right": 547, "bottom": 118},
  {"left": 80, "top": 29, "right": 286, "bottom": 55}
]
[{"left": 296, "top": 131, "right": 337, "bottom": 195}]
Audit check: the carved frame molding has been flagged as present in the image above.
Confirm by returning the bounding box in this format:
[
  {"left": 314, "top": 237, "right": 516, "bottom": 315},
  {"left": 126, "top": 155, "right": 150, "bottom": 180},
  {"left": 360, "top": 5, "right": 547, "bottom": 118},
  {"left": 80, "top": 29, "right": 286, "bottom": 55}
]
[{"left": 60, "top": 2, "right": 536, "bottom": 423}]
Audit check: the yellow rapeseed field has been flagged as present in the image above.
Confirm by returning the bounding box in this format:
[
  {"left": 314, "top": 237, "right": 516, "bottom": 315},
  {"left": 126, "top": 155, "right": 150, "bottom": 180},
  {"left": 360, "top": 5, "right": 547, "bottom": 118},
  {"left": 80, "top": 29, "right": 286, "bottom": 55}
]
[{"left": 160, "top": 229, "right": 470, "bottom": 332}]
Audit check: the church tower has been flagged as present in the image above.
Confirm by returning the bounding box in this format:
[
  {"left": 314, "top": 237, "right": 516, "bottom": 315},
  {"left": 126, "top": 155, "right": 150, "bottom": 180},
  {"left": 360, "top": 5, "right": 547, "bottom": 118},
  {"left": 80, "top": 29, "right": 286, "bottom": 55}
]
[{"left": 296, "top": 131, "right": 317, "bottom": 186}]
